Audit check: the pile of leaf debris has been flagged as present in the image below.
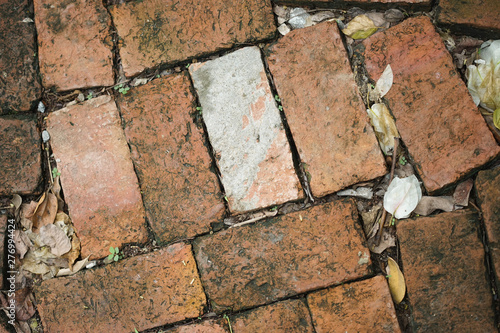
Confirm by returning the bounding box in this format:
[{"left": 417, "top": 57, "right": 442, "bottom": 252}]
[{"left": 1, "top": 176, "right": 88, "bottom": 332}]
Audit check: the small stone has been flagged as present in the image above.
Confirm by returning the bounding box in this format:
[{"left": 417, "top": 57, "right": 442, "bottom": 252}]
[
  {"left": 77, "top": 93, "right": 85, "bottom": 102},
  {"left": 273, "top": 5, "right": 289, "bottom": 20},
  {"left": 278, "top": 23, "right": 291, "bottom": 35},
  {"left": 310, "top": 11, "right": 336, "bottom": 23},
  {"left": 288, "top": 8, "right": 311, "bottom": 29},
  {"left": 41, "top": 130, "right": 50, "bottom": 143},
  {"left": 277, "top": 17, "right": 286, "bottom": 25},
  {"left": 37, "top": 101, "right": 45, "bottom": 113},
  {"left": 384, "top": 9, "right": 404, "bottom": 22}
]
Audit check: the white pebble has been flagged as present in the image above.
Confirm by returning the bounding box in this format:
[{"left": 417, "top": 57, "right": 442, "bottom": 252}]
[{"left": 37, "top": 101, "right": 45, "bottom": 113}]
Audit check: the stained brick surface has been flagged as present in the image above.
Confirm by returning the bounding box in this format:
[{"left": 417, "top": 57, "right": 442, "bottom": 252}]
[
  {"left": 231, "top": 299, "right": 314, "bottom": 332},
  {"left": 0, "top": 115, "right": 41, "bottom": 195},
  {"left": 437, "top": 0, "right": 500, "bottom": 35},
  {"left": 110, "top": 0, "right": 275, "bottom": 77},
  {"left": 0, "top": 0, "right": 41, "bottom": 112},
  {"left": 118, "top": 73, "right": 224, "bottom": 244},
  {"left": 266, "top": 22, "right": 386, "bottom": 198},
  {"left": 363, "top": 16, "right": 500, "bottom": 193},
  {"left": 35, "top": 243, "right": 206, "bottom": 333},
  {"left": 475, "top": 167, "right": 500, "bottom": 283},
  {"left": 46, "top": 96, "right": 147, "bottom": 259},
  {"left": 33, "top": 0, "right": 113, "bottom": 90},
  {"left": 165, "top": 320, "right": 227, "bottom": 333},
  {"left": 307, "top": 275, "right": 400, "bottom": 332},
  {"left": 194, "top": 199, "right": 371, "bottom": 312},
  {"left": 190, "top": 47, "right": 302, "bottom": 213},
  {"left": 398, "top": 210, "right": 495, "bottom": 331}
]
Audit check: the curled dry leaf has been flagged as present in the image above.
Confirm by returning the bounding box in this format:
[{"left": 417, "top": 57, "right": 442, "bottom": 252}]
[
  {"left": 367, "top": 103, "right": 400, "bottom": 155},
  {"left": 31, "top": 191, "right": 58, "bottom": 231},
  {"left": 384, "top": 175, "right": 422, "bottom": 219},
  {"left": 413, "top": 196, "right": 456, "bottom": 216},
  {"left": 11, "top": 194, "right": 22, "bottom": 212},
  {"left": 56, "top": 256, "right": 90, "bottom": 277},
  {"left": 39, "top": 224, "right": 72, "bottom": 256},
  {"left": 14, "top": 230, "right": 32, "bottom": 259},
  {"left": 19, "top": 201, "right": 37, "bottom": 230},
  {"left": 369, "top": 64, "right": 393, "bottom": 102},
  {"left": 62, "top": 234, "right": 81, "bottom": 269},
  {"left": 453, "top": 179, "right": 473, "bottom": 206},
  {"left": 342, "top": 14, "right": 378, "bottom": 40},
  {"left": 387, "top": 257, "right": 406, "bottom": 304},
  {"left": 368, "top": 222, "right": 396, "bottom": 254}
]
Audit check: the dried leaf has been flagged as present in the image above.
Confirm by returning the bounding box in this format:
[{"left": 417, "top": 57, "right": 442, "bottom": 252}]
[
  {"left": 453, "top": 179, "right": 473, "bottom": 206},
  {"left": 56, "top": 256, "right": 90, "bottom": 277},
  {"left": 14, "top": 230, "right": 32, "bottom": 259},
  {"left": 19, "top": 201, "right": 37, "bottom": 230},
  {"left": 384, "top": 175, "right": 422, "bottom": 219},
  {"left": 370, "top": 64, "right": 393, "bottom": 101},
  {"left": 387, "top": 257, "right": 406, "bottom": 304},
  {"left": 52, "top": 175, "right": 65, "bottom": 210},
  {"left": 414, "top": 196, "right": 456, "bottom": 216},
  {"left": 368, "top": 223, "right": 396, "bottom": 254},
  {"left": 337, "top": 187, "right": 373, "bottom": 200},
  {"left": 32, "top": 191, "right": 58, "bottom": 231},
  {"left": 342, "top": 14, "right": 378, "bottom": 40},
  {"left": 39, "top": 224, "right": 72, "bottom": 256},
  {"left": 14, "top": 288, "right": 35, "bottom": 321},
  {"left": 367, "top": 103, "right": 400, "bottom": 155},
  {"left": 494, "top": 108, "right": 500, "bottom": 129},
  {"left": 11, "top": 194, "right": 22, "bottom": 211},
  {"left": 21, "top": 249, "right": 52, "bottom": 275},
  {"left": 62, "top": 234, "right": 81, "bottom": 269},
  {"left": 365, "top": 12, "right": 388, "bottom": 28}
]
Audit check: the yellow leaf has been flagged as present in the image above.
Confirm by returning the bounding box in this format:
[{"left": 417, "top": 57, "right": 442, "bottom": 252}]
[
  {"left": 493, "top": 108, "right": 500, "bottom": 129},
  {"left": 387, "top": 257, "right": 406, "bottom": 304},
  {"left": 351, "top": 27, "right": 378, "bottom": 40},
  {"left": 342, "top": 15, "right": 378, "bottom": 39}
]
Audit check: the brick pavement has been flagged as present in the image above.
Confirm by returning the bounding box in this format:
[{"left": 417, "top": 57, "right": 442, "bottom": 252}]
[{"left": 1, "top": 0, "right": 499, "bottom": 332}]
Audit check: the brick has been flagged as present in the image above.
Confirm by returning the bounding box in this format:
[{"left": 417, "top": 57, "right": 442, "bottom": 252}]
[
  {"left": 231, "top": 299, "right": 314, "bottom": 333},
  {"left": 363, "top": 16, "right": 500, "bottom": 193},
  {"left": 193, "top": 199, "right": 371, "bottom": 312},
  {"left": 118, "top": 73, "right": 224, "bottom": 244},
  {"left": 46, "top": 95, "right": 147, "bottom": 259},
  {"left": 33, "top": 0, "right": 113, "bottom": 91},
  {"left": 307, "top": 275, "right": 400, "bottom": 333},
  {"left": 109, "top": 0, "right": 275, "bottom": 77},
  {"left": 34, "top": 243, "right": 206, "bottom": 333},
  {"left": 190, "top": 47, "right": 302, "bottom": 213},
  {"left": 398, "top": 210, "right": 495, "bottom": 331},
  {"left": 475, "top": 167, "right": 500, "bottom": 283},
  {"left": 266, "top": 22, "right": 386, "bottom": 198},
  {"left": 0, "top": 115, "right": 41, "bottom": 195},
  {"left": 0, "top": 0, "right": 41, "bottom": 112},
  {"left": 273, "top": 0, "right": 430, "bottom": 8},
  {"left": 437, "top": 0, "right": 500, "bottom": 37},
  {"left": 165, "top": 320, "right": 227, "bottom": 333}
]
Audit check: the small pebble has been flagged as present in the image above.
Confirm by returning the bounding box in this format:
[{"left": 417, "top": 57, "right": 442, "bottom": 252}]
[
  {"left": 288, "top": 8, "right": 311, "bottom": 29},
  {"left": 42, "top": 130, "right": 50, "bottom": 143},
  {"left": 37, "top": 101, "right": 45, "bottom": 113},
  {"left": 278, "top": 23, "right": 291, "bottom": 36},
  {"left": 77, "top": 93, "right": 85, "bottom": 102}
]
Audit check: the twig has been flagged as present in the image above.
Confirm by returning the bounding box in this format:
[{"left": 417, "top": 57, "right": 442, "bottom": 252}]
[
  {"left": 46, "top": 143, "right": 54, "bottom": 184},
  {"left": 375, "top": 137, "right": 399, "bottom": 246},
  {"left": 229, "top": 210, "right": 278, "bottom": 228}
]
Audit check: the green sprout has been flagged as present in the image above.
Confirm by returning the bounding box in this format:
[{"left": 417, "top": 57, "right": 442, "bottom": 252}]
[
  {"left": 108, "top": 246, "right": 123, "bottom": 262},
  {"left": 185, "top": 63, "right": 190, "bottom": 68},
  {"left": 278, "top": 105, "right": 283, "bottom": 111},
  {"left": 52, "top": 167, "right": 61, "bottom": 179},
  {"left": 398, "top": 156, "right": 407, "bottom": 166},
  {"left": 114, "top": 83, "right": 130, "bottom": 95},
  {"left": 223, "top": 314, "right": 233, "bottom": 333},
  {"left": 274, "top": 95, "right": 281, "bottom": 102},
  {"left": 86, "top": 92, "right": 93, "bottom": 100}
]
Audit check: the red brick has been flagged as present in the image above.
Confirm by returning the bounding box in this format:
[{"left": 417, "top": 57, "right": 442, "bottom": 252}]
[
  {"left": 363, "top": 16, "right": 500, "bottom": 193},
  {"left": 0, "top": 115, "right": 41, "bottom": 195},
  {"left": 307, "top": 275, "right": 400, "bottom": 333},
  {"left": 194, "top": 199, "right": 371, "bottom": 312},
  {"left": 437, "top": 0, "right": 500, "bottom": 36},
  {"left": 165, "top": 320, "right": 227, "bottom": 333},
  {"left": 231, "top": 299, "right": 314, "bottom": 333},
  {"left": 398, "top": 210, "right": 495, "bottom": 331},
  {"left": 0, "top": 0, "right": 41, "bottom": 112},
  {"left": 46, "top": 95, "right": 147, "bottom": 259},
  {"left": 109, "top": 0, "right": 275, "bottom": 77},
  {"left": 475, "top": 167, "right": 500, "bottom": 283},
  {"left": 266, "top": 22, "right": 386, "bottom": 198},
  {"left": 33, "top": 0, "right": 113, "bottom": 91},
  {"left": 34, "top": 243, "right": 206, "bottom": 333},
  {"left": 118, "top": 73, "right": 224, "bottom": 244}
]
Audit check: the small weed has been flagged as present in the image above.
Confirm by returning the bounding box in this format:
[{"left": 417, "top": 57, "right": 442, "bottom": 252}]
[
  {"left": 52, "top": 167, "right": 61, "bottom": 179},
  {"left": 224, "top": 196, "right": 228, "bottom": 202},
  {"left": 278, "top": 105, "right": 283, "bottom": 111},
  {"left": 108, "top": 246, "right": 123, "bottom": 262},
  {"left": 274, "top": 95, "right": 281, "bottom": 102},
  {"left": 114, "top": 83, "right": 130, "bottom": 95},
  {"left": 196, "top": 106, "right": 202, "bottom": 115},
  {"left": 398, "top": 156, "right": 407, "bottom": 166},
  {"left": 86, "top": 92, "right": 93, "bottom": 100},
  {"left": 185, "top": 63, "right": 190, "bottom": 68},
  {"left": 223, "top": 314, "right": 233, "bottom": 333},
  {"left": 270, "top": 206, "right": 278, "bottom": 211}
]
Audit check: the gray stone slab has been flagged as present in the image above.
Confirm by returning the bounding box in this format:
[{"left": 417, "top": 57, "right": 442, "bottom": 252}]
[{"left": 189, "top": 47, "right": 302, "bottom": 213}]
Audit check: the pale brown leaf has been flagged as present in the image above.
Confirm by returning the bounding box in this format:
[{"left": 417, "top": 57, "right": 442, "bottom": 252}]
[
  {"left": 453, "top": 179, "right": 473, "bottom": 206},
  {"left": 387, "top": 257, "right": 405, "bottom": 304},
  {"left": 32, "top": 191, "right": 58, "bottom": 231},
  {"left": 414, "top": 196, "right": 456, "bottom": 216},
  {"left": 13, "top": 230, "right": 32, "bottom": 259},
  {"left": 39, "top": 224, "right": 72, "bottom": 256},
  {"left": 62, "top": 234, "right": 81, "bottom": 269},
  {"left": 56, "top": 256, "right": 90, "bottom": 277}
]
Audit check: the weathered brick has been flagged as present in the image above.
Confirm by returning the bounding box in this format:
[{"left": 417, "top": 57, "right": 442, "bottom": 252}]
[
  {"left": 231, "top": 298, "right": 314, "bottom": 332},
  {"left": 33, "top": 0, "right": 113, "bottom": 91},
  {"left": 190, "top": 47, "right": 302, "bottom": 213},
  {"left": 110, "top": 0, "right": 275, "bottom": 77},
  {"left": 34, "top": 243, "right": 206, "bottom": 333},
  {"left": 0, "top": 115, "right": 41, "bottom": 195},
  {"left": 437, "top": 0, "right": 500, "bottom": 37},
  {"left": 475, "top": 167, "right": 500, "bottom": 283},
  {"left": 0, "top": 0, "right": 41, "bottom": 112},
  {"left": 46, "top": 95, "right": 147, "bottom": 259},
  {"left": 118, "top": 73, "right": 224, "bottom": 244},
  {"left": 363, "top": 16, "right": 500, "bottom": 193},
  {"left": 398, "top": 210, "right": 495, "bottom": 331},
  {"left": 266, "top": 22, "right": 386, "bottom": 198},
  {"left": 165, "top": 320, "right": 227, "bottom": 333},
  {"left": 194, "top": 199, "right": 371, "bottom": 312},
  {"left": 307, "top": 275, "right": 400, "bottom": 333}
]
